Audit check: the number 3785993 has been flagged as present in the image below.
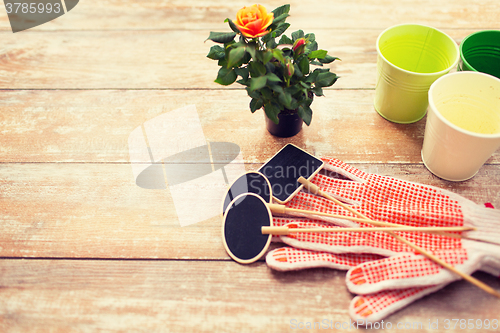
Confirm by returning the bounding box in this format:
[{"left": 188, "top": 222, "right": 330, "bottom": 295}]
[{"left": 5, "top": 2, "right": 62, "bottom": 14}]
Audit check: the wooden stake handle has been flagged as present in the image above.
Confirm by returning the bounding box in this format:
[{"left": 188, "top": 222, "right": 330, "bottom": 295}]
[
  {"left": 261, "top": 226, "right": 474, "bottom": 236},
  {"left": 297, "top": 176, "right": 500, "bottom": 299},
  {"left": 267, "top": 203, "right": 470, "bottom": 238}
]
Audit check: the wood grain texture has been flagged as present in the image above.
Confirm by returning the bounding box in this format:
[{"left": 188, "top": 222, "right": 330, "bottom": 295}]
[
  {"left": 0, "top": 29, "right": 485, "bottom": 89},
  {"left": 0, "top": 0, "right": 499, "bottom": 31},
  {"left": 1, "top": 89, "right": 499, "bottom": 164},
  {"left": 1, "top": 0, "right": 500, "bottom": 330},
  {"left": 0, "top": 259, "right": 499, "bottom": 332},
  {"left": 1, "top": 163, "right": 499, "bottom": 259}
]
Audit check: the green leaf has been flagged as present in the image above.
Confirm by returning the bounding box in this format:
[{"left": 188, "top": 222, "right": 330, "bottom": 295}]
[
  {"left": 249, "top": 61, "right": 267, "bottom": 77},
  {"left": 222, "top": 41, "right": 237, "bottom": 63},
  {"left": 272, "top": 4, "right": 290, "bottom": 22},
  {"left": 311, "top": 86, "right": 324, "bottom": 96},
  {"left": 272, "top": 49, "right": 285, "bottom": 64},
  {"left": 306, "top": 41, "right": 318, "bottom": 52},
  {"left": 279, "top": 35, "right": 293, "bottom": 45},
  {"left": 305, "top": 70, "right": 318, "bottom": 83},
  {"left": 278, "top": 92, "right": 293, "bottom": 110},
  {"left": 227, "top": 46, "right": 246, "bottom": 68},
  {"left": 272, "top": 12, "right": 290, "bottom": 25},
  {"left": 310, "top": 60, "right": 324, "bottom": 66},
  {"left": 285, "top": 85, "right": 301, "bottom": 96},
  {"left": 207, "top": 31, "right": 237, "bottom": 44},
  {"left": 264, "top": 102, "right": 281, "bottom": 124},
  {"left": 266, "top": 38, "right": 278, "bottom": 49},
  {"left": 237, "top": 79, "right": 250, "bottom": 86},
  {"left": 299, "top": 81, "right": 310, "bottom": 89},
  {"left": 246, "top": 87, "right": 261, "bottom": 99},
  {"left": 314, "top": 68, "right": 330, "bottom": 73},
  {"left": 249, "top": 76, "right": 268, "bottom": 91},
  {"left": 315, "top": 72, "right": 338, "bottom": 88},
  {"left": 224, "top": 18, "right": 241, "bottom": 34},
  {"left": 271, "top": 85, "right": 284, "bottom": 94},
  {"left": 246, "top": 44, "right": 257, "bottom": 60},
  {"left": 261, "top": 87, "right": 273, "bottom": 100},
  {"left": 214, "top": 67, "right": 237, "bottom": 85},
  {"left": 293, "top": 63, "right": 303, "bottom": 78},
  {"left": 241, "top": 52, "right": 252, "bottom": 65},
  {"left": 250, "top": 98, "right": 264, "bottom": 113},
  {"left": 265, "top": 62, "right": 276, "bottom": 74},
  {"left": 266, "top": 73, "right": 282, "bottom": 83},
  {"left": 298, "top": 105, "right": 312, "bottom": 126},
  {"left": 292, "top": 30, "right": 304, "bottom": 42},
  {"left": 319, "top": 55, "right": 340, "bottom": 64},
  {"left": 235, "top": 67, "right": 249, "bottom": 81},
  {"left": 206, "top": 45, "right": 225, "bottom": 60},
  {"left": 273, "top": 23, "right": 290, "bottom": 38},
  {"left": 218, "top": 59, "right": 228, "bottom": 67},
  {"left": 261, "top": 50, "right": 273, "bottom": 65},
  {"left": 298, "top": 56, "right": 310, "bottom": 75},
  {"left": 262, "top": 33, "right": 272, "bottom": 44},
  {"left": 305, "top": 33, "right": 316, "bottom": 43},
  {"left": 302, "top": 97, "right": 313, "bottom": 107},
  {"left": 308, "top": 50, "right": 328, "bottom": 59},
  {"left": 272, "top": 4, "right": 290, "bottom": 17}
]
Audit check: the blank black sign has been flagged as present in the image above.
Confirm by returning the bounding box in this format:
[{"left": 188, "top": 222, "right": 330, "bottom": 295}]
[
  {"left": 258, "top": 144, "right": 324, "bottom": 203},
  {"left": 223, "top": 194, "right": 272, "bottom": 263}
]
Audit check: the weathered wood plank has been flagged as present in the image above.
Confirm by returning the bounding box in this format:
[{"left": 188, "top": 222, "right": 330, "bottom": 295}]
[
  {"left": 1, "top": 163, "right": 499, "bottom": 259},
  {"left": 1, "top": 1, "right": 498, "bottom": 331},
  {"left": 0, "top": 259, "right": 499, "bottom": 332},
  {"left": 1, "top": 90, "right": 499, "bottom": 164},
  {"left": 0, "top": 29, "right": 373, "bottom": 89},
  {"left": 0, "top": 29, "right": 479, "bottom": 89},
  {"left": 0, "top": 0, "right": 498, "bottom": 31}
]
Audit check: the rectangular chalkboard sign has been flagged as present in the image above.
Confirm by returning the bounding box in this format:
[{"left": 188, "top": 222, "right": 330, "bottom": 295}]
[{"left": 258, "top": 144, "right": 324, "bottom": 204}]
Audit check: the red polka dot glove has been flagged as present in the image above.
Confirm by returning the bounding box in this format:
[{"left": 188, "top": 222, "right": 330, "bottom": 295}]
[
  {"left": 265, "top": 158, "right": 500, "bottom": 322},
  {"left": 350, "top": 262, "right": 499, "bottom": 323},
  {"left": 268, "top": 244, "right": 499, "bottom": 322},
  {"left": 284, "top": 158, "right": 500, "bottom": 246},
  {"left": 347, "top": 246, "right": 500, "bottom": 322},
  {"left": 267, "top": 218, "right": 500, "bottom": 321}
]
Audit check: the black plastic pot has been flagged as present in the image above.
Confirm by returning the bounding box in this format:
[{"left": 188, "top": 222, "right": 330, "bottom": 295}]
[{"left": 265, "top": 111, "right": 303, "bottom": 138}]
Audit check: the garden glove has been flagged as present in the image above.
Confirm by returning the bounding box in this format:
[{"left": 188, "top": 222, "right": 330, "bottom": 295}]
[
  {"left": 282, "top": 157, "right": 500, "bottom": 247},
  {"left": 267, "top": 217, "right": 500, "bottom": 322},
  {"left": 265, "top": 157, "right": 500, "bottom": 321},
  {"left": 348, "top": 259, "right": 500, "bottom": 322}
]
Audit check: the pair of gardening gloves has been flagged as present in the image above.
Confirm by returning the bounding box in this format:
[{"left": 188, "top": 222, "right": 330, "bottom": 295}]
[{"left": 265, "top": 158, "right": 500, "bottom": 322}]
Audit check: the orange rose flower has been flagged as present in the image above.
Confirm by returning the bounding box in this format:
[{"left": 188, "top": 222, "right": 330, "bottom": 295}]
[{"left": 233, "top": 4, "right": 274, "bottom": 39}]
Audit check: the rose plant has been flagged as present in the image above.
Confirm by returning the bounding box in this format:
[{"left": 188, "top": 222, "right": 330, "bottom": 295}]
[{"left": 206, "top": 4, "right": 339, "bottom": 126}]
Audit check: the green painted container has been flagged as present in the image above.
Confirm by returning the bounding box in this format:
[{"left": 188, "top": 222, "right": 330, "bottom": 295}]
[{"left": 459, "top": 30, "right": 500, "bottom": 79}]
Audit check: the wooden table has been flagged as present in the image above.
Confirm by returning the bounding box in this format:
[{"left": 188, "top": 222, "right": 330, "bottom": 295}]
[{"left": 1, "top": 0, "right": 499, "bottom": 331}]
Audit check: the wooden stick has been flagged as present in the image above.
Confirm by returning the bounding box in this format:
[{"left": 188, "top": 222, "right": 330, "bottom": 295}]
[
  {"left": 267, "top": 203, "right": 467, "bottom": 239},
  {"left": 262, "top": 226, "right": 474, "bottom": 236},
  {"left": 298, "top": 177, "right": 500, "bottom": 299}
]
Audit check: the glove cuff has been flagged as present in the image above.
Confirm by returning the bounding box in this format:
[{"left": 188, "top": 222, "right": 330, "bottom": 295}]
[{"left": 459, "top": 198, "right": 500, "bottom": 246}]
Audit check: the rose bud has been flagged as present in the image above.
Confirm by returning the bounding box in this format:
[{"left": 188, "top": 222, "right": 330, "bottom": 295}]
[
  {"left": 292, "top": 37, "right": 307, "bottom": 55},
  {"left": 285, "top": 58, "right": 295, "bottom": 78}
]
